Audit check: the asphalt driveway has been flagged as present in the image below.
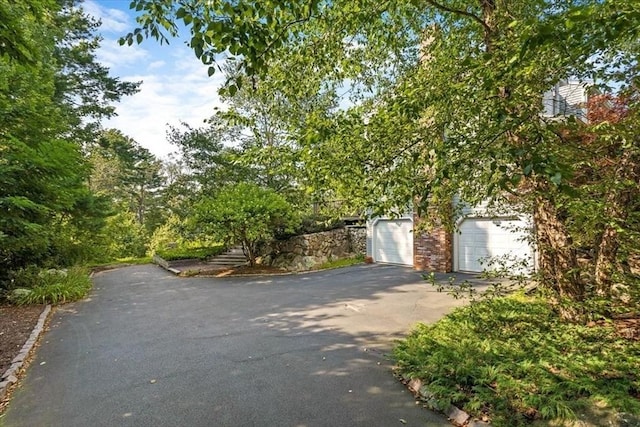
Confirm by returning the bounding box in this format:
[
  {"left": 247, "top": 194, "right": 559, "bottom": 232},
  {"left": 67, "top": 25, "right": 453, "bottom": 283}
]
[{"left": 3, "top": 264, "right": 470, "bottom": 427}]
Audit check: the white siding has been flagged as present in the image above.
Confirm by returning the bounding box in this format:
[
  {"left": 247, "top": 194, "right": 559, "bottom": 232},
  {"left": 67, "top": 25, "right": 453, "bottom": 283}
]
[
  {"left": 541, "top": 81, "right": 588, "bottom": 120},
  {"left": 558, "top": 83, "right": 587, "bottom": 106}
]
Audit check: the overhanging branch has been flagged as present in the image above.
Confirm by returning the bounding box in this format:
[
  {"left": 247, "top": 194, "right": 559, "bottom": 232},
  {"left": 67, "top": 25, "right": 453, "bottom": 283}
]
[{"left": 424, "top": 0, "right": 491, "bottom": 34}]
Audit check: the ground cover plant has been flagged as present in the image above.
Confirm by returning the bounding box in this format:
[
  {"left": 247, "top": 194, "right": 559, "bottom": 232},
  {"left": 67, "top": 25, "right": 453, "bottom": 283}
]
[
  {"left": 393, "top": 294, "right": 640, "bottom": 426},
  {"left": 313, "top": 254, "right": 365, "bottom": 271},
  {"left": 94, "top": 256, "right": 152, "bottom": 266},
  {"left": 6, "top": 266, "right": 93, "bottom": 305}
]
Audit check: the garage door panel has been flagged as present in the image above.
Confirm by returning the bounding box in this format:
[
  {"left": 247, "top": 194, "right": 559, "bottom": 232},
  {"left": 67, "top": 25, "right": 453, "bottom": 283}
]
[
  {"left": 457, "top": 218, "right": 532, "bottom": 273},
  {"left": 373, "top": 219, "right": 414, "bottom": 266}
]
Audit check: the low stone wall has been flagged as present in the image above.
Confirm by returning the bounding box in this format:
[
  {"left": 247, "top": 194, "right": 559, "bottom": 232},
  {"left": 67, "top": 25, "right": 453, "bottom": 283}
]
[
  {"left": 260, "top": 226, "right": 366, "bottom": 271},
  {"left": 348, "top": 226, "right": 366, "bottom": 254}
]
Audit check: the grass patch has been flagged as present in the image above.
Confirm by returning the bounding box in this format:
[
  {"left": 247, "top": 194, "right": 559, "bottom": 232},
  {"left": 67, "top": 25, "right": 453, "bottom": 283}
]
[
  {"left": 393, "top": 294, "right": 640, "bottom": 426},
  {"left": 113, "top": 256, "right": 153, "bottom": 265},
  {"left": 314, "top": 254, "right": 365, "bottom": 270},
  {"left": 7, "top": 266, "right": 93, "bottom": 305},
  {"left": 155, "top": 244, "right": 226, "bottom": 261},
  {"left": 88, "top": 256, "right": 152, "bottom": 270}
]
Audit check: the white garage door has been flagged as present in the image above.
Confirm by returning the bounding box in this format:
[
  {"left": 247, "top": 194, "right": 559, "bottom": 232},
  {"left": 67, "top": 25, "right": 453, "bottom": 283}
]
[
  {"left": 456, "top": 218, "right": 532, "bottom": 273},
  {"left": 373, "top": 219, "right": 414, "bottom": 266}
]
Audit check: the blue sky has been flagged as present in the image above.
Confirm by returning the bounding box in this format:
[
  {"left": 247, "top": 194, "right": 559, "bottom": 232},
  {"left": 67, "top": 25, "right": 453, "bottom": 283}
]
[{"left": 86, "top": 0, "right": 227, "bottom": 158}]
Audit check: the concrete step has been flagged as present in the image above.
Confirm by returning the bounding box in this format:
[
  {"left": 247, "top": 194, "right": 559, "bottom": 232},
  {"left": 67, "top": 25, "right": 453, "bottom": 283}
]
[
  {"left": 208, "top": 260, "right": 247, "bottom": 266},
  {"left": 207, "top": 245, "right": 247, "bottom": 266},
  {"left": 214, "top": 253, "right": 247, "bottom": 259},
  {"left": 226, "top": 248, "right": 244, "bottom": 254},
  {"left": 206, "top": 257, "right": 247, "bottom": 263}
]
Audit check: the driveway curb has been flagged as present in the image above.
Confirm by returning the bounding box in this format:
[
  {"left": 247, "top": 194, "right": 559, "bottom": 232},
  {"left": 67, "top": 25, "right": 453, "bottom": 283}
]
[
  {"left": 0, "top": 304, "right": 52, "bottom": 400},
  {"left": 396, "top": 372, "right": 492, "bottom": 427}
]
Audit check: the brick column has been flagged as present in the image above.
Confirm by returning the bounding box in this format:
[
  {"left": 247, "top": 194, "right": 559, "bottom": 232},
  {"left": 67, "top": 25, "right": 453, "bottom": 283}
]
[{"left": 413, "top": 211, "right": 452, "bottom": 272}]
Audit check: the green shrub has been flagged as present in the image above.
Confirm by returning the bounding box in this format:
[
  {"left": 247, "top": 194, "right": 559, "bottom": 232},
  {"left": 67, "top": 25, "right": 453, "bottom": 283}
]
[
  {"left": 277, "top": 215, "right": 346, "bottom": 239},
  {"left": 393, "top": 295, "right": 640, "bottom": 426},
  {"left": 103, "top": 211, "right": 148, "bottom": 259},
  {"left": 7, "top": 266, "right": 92, "bottom": 305},
  {"left": 146, "top": 214, "right": 186, "bottom": 256},
  {"left": 193, "top": 183, "right": 300, "bottom": 266}
]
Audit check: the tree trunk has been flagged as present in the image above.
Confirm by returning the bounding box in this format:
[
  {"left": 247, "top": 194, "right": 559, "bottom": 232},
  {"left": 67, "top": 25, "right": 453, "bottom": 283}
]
[
  {"left": 533, "top": 196, "right": 584, "bottom": 301},
  {"left": 594, "top": 220, "right": 621, "bottom": 295},
  {"left": 594, "top": 151, "right": 637, "bottom": 295},
  {"left": 242, "top": 240, "right": 257, "bottom": 267}
]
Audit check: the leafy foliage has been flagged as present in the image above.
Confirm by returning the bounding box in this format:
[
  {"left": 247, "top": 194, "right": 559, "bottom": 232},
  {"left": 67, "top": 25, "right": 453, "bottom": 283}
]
[
  {"left": 394, "top": 295, "right": 640, "bottom": 426},
  {"left": 0, "top": 0, "right": 138, "bottom": 286},
  {"left": 0, "top": 0, "right": 55, "bottom": 64},
  {"left": 146, "top": 214, "right": 186, "bottom": 256},
  {"left": 90, "top": 129, "right": 166, "bottom": 230},
  {"left": 6, "top": 266, "right": 92, "bottom": 305},
  {"left": 102, "top": 211, "right": 148, "bottom": 259},
  {"left": 166, "top": 119, "right": 248, "bottom": 197},
  {"left": 53, "top": 0, "right": 140, "bottom": 143},
  {"left": 122, "top": 0, "right": 321, "bottom": 83},
  {"left": 193, "top": 183, "right": 299, "bottom": 265}
]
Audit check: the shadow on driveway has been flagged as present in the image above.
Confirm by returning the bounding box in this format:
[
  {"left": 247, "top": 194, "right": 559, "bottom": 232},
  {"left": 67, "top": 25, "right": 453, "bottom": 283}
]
[{"left": 3, "top": 264, "right": 478, "bottom": 427}]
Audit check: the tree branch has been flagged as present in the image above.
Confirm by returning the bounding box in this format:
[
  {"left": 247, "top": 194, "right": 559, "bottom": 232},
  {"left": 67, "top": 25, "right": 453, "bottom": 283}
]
[{"left": 424, "top": 0, "right": 491, "bottom": 33}]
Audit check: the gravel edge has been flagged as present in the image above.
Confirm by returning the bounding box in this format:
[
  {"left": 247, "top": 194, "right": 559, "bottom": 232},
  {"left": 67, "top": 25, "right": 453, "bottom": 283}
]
[{"left": 0, "top": 304, "right": 52, "bottom": 400}]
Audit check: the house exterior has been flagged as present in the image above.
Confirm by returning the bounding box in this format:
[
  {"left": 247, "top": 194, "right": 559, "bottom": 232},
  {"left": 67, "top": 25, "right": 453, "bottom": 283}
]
[
  {"left": 366, "top": 201, "right": 534, "bottom": 273},
  {"left": 542, "top": 79, "right": 589, "bottom": 120},
  {"left": 366, "top": 81, "right": 589, "bottom": 273}
]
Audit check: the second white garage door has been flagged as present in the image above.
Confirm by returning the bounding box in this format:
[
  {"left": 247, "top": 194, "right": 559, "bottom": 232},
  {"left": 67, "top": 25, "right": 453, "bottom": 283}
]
[
  {"left": 456, "top": 218, "right": 532, "bottom": 273},
  {"left": 372, "top": 218, "right": 414, "bottom": 266}
]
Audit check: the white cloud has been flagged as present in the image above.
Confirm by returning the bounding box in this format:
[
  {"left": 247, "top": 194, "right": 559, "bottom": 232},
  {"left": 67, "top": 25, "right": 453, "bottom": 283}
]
[
  {"left": 83, "top": 0, "right": 131, "bottom": 33},
  {"left": 96, "top": 38, "right": 150, "bottom": 69},
  {"left": 104, "top": 61, "right": 228, "bottom": 159},
  {"left": 87, "top": 0, "right": 230, "bottom": 159},
  {"left": 148, "top": 60, "right": 166, "bottom": 70}
]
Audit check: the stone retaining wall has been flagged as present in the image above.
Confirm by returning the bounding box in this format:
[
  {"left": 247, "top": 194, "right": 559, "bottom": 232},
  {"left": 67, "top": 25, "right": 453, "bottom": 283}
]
[{"left": 260, "top": 226, "right": 366, "bottom": 271}]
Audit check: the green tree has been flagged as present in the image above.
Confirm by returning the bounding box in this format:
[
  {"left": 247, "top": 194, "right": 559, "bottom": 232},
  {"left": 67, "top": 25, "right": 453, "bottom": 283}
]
[
  {"left": 1, "top": 0, "right": 138, "bottom": 279},
  {"left": 166, "top": 119, "right": 247, "bottom": 195},
  {"left": 103, "top": 210, "right": 148, "bottom": 258},
  {"left": 0, "top": 2, "right": 86, "bottom": 273},
  {"left": 522, "top": 1, "right": 640, "bottom": 304},
  {"left": 0, "top": 0, "right": 54, "bottom": 64},
  {"left": 54, "top": 0, "right": 139, "bottom": 143},
  {"left": 193, "top": 183, "right": 299, "bottom": 266},
  {"left": 90, "top": 129, "right": 165, "bottom": 231},
  {"left": 216, "top": 63, "right": 342, "bottom": 211}
]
